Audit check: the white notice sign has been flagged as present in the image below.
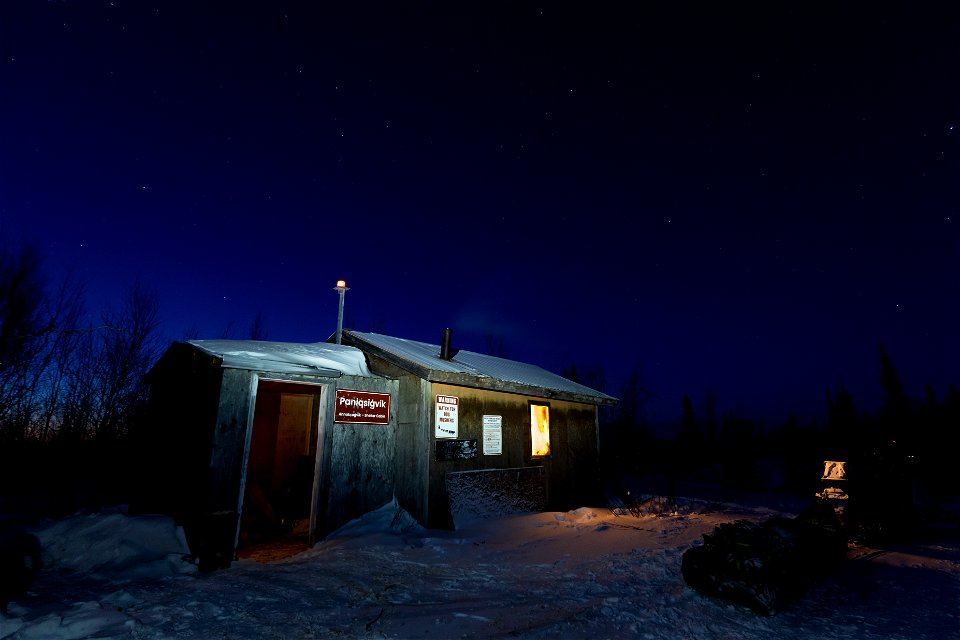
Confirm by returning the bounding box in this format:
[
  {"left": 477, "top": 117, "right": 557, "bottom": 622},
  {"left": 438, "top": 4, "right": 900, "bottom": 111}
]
[
  {"left": 435, "top": 395, "right": 459, "bottom": 438},
  {"left": 482, "top": 415, "right": 502, "bottom": 455}
]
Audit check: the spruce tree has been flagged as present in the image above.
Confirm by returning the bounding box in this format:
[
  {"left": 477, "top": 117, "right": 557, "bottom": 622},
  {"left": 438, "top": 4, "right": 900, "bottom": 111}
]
[
  {"left": 678, "top": 392, "right": 703, "bottom": 471},
  {"left": 878, "top": 340, "right": 911, "bottom": 446},
  {"left": 825, "top": 384, "right": 857, "bottom": 460}
]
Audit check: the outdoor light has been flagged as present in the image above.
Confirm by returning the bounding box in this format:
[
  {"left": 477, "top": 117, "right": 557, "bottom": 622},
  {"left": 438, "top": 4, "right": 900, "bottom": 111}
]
[{"left": 334, "top": 279, "right": 349, "bottom": 344}]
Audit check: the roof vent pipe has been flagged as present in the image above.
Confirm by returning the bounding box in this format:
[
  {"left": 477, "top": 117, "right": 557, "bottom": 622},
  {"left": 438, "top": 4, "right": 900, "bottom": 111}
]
[{"left": 440, "top": 327, "right": 454, "bottom": 360}]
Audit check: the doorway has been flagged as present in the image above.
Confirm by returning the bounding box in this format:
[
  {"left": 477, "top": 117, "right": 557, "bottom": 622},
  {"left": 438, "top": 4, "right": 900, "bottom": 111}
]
[{"left": 238, "top": 380, "right": 321, "bottom": 560}]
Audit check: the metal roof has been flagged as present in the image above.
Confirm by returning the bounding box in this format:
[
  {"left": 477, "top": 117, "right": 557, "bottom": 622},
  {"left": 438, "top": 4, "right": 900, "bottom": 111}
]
[
  {"left": 341, "top": 330, "right": 616, "bottom": 405},
  {"left": 189, "top": 339, "right": 371, "bottom": 377}
]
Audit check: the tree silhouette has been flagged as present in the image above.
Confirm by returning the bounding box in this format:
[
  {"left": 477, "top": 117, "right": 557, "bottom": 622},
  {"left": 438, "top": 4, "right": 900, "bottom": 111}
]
[
  {"left": 841, "top": 341, "right": 917, "bottom": 540},
  {"left": 777, "top": 412, "right": 817, "bottom": 495},
  {"left": 0, "top": 246, "right": 48, "bottom": 442},
  {"left": 249, "top": 311, "right": 268, "bottom": 341},
  {"left": 484, "top": 333, "right": 509, "bottom": 358},
  {"left": 878, "top": 340, "right": 911, "bottom": 446},
  {"left": 825, "top": 384, "right": 858, "bottom": 461},
  {"left": 701, "top": 388, "right": 718, "bottom": 454},
  {"left": 0, "top": 249, "right": 164, "bottom": 516},
  {"left": 720, "top": 413, "right": 759, "bottom": 489},
  {"left": 58, "top": 282, "right": 163, "bottom": 442},
  {"left": 942, "top": 385, "right": 960, "bottom": 495},
  {"left": 611, "top": 364, "right": 653, "bottom": 474},
  {"left": 677, "top": 392, "right": 704, "bottom": 472}
]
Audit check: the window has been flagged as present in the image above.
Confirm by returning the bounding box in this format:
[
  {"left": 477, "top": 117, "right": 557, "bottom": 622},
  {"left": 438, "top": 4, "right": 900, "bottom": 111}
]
[{"left": 530, "top": 403, "right": 550, "bottom": 457}]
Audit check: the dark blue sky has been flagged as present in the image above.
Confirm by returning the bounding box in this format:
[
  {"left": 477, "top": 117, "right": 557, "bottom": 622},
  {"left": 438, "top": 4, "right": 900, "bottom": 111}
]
[{"left": 2, "top": 3, "right": 958, "bottom": 426}]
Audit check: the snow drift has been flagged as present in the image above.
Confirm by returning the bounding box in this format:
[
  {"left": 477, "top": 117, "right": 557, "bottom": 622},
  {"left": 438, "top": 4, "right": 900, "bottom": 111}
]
[{"left": 1, "top": 499, "right": 958, "bottom": 639}]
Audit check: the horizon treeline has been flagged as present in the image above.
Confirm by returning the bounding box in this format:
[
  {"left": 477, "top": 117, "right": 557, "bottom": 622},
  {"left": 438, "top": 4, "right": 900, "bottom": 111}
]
[
  {"left": 2, "top": 244, "right": 957, "bottom": 517},
  {"left": 564, "top": 348, "right": 960, "bottom": 510}
]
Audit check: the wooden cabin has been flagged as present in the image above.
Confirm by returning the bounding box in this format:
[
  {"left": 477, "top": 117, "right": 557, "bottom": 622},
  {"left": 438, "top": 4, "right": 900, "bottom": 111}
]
[
  {"left": 337, "top": 329, "right": 618, "bottom": 529},
  {"left": 137, "top": 340, "right": 398, "bottom": 570},
  {"left": 139, "top": 331, "right": 615, "bottom": 568}
]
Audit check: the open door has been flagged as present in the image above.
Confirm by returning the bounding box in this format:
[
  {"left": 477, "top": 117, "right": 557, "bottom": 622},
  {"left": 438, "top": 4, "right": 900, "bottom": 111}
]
[{"left": 238, "top": 380, "right": 321, "bottom": 560}]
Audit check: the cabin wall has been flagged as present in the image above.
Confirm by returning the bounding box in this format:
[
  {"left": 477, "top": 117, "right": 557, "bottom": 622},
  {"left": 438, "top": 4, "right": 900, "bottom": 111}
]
[
  {"left": 143, "top": 341, "right": 409, "bottom": 569},
  {"left": 360, "top": 354, "right": 431, "bottom": 529},
  {"left": 200, "top": 367, "right": 257, "bottom": 570},
  {"left": 427, "top": 383, "right": 601, "bottom": 528},
  {"left": 134, "top": 343, "right": 223, "bottom": 562},
  {"left": 146, "top": 339, "right": 605, "bottom": 566},
  {"left": 318, "top": 374, "right": 400, "bottom": 537}
]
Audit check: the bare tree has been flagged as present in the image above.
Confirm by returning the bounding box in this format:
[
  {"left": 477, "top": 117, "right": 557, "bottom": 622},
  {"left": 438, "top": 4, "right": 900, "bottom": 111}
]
[
  {"left": 93, "top": 282, "right": 163, "bottom": 440},
  {"left": 58, "top": 282, "right": 163, "bottom": 441},
  {"left": 181, "top": 323, "right": 202, "bottom": 341},
  {"left": 0, "top": 246, "right": 49, "bottom": 442},
  {"left": 0, "top": 247, "right": 162, "bottom": 445},
  {"left": 218, "top": 320, "right": 237, "bottom": 339},
  {"left": 484, "top": 333, "right": 509, "bottom": 358},
  {"left": 249, "top": 311, "right": 268, "bottom": 341},
  {"left": 34, "top": 274, "right": 86, "bottom": 441}
]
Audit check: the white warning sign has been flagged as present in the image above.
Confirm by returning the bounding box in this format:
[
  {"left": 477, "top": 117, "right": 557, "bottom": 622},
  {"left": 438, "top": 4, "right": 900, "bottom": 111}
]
[
  {"left": 483, "top": 415, "right": 502, "bottom": 455},
  {"left": 435, "top": 395, "right": 459, "bottom": 439}
]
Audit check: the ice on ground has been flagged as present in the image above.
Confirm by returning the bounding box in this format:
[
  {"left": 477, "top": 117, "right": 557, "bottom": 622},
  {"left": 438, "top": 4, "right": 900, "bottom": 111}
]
[{"left": 2, "top": 499, "right": 958, "bottom": 640}]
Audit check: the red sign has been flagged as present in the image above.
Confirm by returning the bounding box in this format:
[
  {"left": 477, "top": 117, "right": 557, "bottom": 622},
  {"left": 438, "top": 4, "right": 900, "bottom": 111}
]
[{"left": 335, "top": 389, "right": 391, "bottom": 425}]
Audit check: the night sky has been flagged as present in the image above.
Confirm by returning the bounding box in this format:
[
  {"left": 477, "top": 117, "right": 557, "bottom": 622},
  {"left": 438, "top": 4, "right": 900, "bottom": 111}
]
[{"left": 2, "top": 3, "right": 958, "bottom": 426}]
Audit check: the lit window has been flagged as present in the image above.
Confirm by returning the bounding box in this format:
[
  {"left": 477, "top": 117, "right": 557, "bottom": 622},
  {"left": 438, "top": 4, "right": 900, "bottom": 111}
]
[{"left": 530, "top": 403, "right": 550, "bottom": 457}]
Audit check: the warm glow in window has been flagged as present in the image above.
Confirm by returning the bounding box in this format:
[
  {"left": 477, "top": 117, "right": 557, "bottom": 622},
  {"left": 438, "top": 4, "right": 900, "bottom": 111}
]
[{"left": 530, "top": 404, "right": 550, "bottom": 457}]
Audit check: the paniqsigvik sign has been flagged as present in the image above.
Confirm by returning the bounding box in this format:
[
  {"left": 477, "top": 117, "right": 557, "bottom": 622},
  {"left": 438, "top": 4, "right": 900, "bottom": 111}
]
[{"left": 334, "top": 389, "right": 391, "bottom": 425}]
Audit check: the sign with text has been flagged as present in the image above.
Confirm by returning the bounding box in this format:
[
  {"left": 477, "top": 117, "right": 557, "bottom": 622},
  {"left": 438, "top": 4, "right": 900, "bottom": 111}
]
[
  {"left": 335, "top": 389, "right": 391, "bottom": 425},
  {"left": 435, "top": 395, "right": 459, "bottom": 438},
  {"left": 483, "top": 415, "right": 502, "bottom": 455}
]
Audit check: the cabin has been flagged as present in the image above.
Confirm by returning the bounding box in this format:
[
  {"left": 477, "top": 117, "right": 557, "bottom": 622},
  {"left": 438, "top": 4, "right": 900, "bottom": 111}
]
[
  {"left": 138, "top": 331, "right": 615, "bottom": 569},
  {"left": 136, "top": 339, "right": 398, "bottom": 570},
  {"left": 337, "top": 329, "right": 617, "bottom": 529}
]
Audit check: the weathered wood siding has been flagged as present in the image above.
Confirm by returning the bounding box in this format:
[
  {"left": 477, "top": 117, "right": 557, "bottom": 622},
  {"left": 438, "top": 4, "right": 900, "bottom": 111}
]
[
  {"left": 317, "top": 374, "right": 400, "bottom": 537},
  {"left": 196, "top": 368, "right": 257, "bottom": 569},
  {"left": 208, "top": 369, "right": 257, "bottom": 514},
  {"left": 359, "top": 353, "right": 431, "bottom": 529},
  {"left": 427, "top": 383, "right": 600, "bottom": 528}
]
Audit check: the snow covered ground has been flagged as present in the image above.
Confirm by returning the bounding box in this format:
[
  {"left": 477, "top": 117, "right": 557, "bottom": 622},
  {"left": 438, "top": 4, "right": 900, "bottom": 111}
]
[{"left": 2, "top": 498, "right": 958, "bottom": 639}]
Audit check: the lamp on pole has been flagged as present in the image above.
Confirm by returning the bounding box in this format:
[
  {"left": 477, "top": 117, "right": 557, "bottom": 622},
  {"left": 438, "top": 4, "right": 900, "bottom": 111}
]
[{"left": 334, "top": 279, "right": 349, "bottom": 344}]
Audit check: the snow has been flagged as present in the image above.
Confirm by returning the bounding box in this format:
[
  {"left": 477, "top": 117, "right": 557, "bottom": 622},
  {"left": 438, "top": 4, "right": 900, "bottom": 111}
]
[
  {"left": 2, "top": 499, "right": 958, "bottom": 639},
  {"left": 187, "top": 340, "right": 372, "bottom": 377},
  {"left": 33, "top": 508, "right": 195, "bottom": 582}
]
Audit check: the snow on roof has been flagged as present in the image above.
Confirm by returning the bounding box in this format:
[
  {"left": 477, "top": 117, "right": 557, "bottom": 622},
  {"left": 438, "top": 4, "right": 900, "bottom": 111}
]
[
  {"left": 342, "top": 330, "right": 616, "bottom": 404},
  {"left": 189, "top": 339, "right": 371, "bottom": 377}
]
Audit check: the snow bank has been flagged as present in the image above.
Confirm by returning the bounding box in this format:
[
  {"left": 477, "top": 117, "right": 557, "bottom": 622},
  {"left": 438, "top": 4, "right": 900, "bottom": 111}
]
[
  {"left": 31, "top": 508, "right": 196, "bottom": 582},
  {"left": 320, "top": 498, "right": 427, "bottom": 551},
  {"left": 3, "top": 500, "right": 958, "bottom": 640}
]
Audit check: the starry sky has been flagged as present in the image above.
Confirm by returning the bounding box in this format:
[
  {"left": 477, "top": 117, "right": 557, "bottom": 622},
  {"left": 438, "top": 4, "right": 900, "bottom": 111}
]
[{"left": 2, "top": 2, "right": 958, "bottom": 426}]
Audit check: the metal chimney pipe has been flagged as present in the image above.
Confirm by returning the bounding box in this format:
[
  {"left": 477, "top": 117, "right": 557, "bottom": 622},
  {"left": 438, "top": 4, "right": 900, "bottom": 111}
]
[
  {"left": 440, "top": 327, "right": 453, "bottom": 360},
  {"left": 334, "top": 280, "right": 349, "bottom": 344}
]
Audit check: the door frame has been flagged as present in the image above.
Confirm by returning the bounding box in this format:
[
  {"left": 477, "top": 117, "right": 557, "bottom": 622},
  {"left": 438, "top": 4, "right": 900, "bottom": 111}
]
[{"left": 234, "top": 376, "right": 329, "bottom": 551}]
